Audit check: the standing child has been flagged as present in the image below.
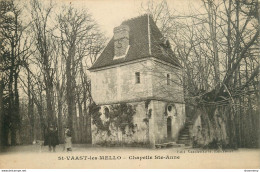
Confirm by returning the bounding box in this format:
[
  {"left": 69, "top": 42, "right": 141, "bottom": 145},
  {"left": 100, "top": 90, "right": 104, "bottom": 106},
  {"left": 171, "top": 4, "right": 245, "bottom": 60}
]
[{"left": 64, "top": 127, "right": 72, "bottom": 152}]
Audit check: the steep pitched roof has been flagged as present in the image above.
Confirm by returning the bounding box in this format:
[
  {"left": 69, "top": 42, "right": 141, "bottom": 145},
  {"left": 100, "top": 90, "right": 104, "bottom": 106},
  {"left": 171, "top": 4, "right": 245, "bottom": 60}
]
[{"left": 89, "top": 14, "right": 181, "bottom": 70}]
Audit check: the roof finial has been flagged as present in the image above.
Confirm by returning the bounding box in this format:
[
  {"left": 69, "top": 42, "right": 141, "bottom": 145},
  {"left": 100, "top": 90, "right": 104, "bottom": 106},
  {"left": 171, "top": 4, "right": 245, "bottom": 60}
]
[{"left": 148, "top": 13, "right": 152, "bottom": 55}]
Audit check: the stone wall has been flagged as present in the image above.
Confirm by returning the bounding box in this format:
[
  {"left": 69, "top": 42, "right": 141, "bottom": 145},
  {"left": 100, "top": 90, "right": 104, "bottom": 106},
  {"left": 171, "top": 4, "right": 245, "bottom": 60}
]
[
  {"left": 91, "top": 60, "right": 153, "bottom": 105},
  {"left": 189, "top": 107, "right": 228, "bottom": 147},
  {"left": 91, "top": 58, "right": 184, "bottom": 105},
  {"left": 151, "top": 60, "right": 184, "bottom": 103},
  {"left": 151, "top": 100, "right": 186, "bottom": 144},
  {"left": 91, "top": 100, "right": 186, "bottom": 147},
  {"left": 91, "top": 102, "right": 149, "bottom": 146},
  {"left": 90, "top": 57, "right": 186, "bottom": 147}
]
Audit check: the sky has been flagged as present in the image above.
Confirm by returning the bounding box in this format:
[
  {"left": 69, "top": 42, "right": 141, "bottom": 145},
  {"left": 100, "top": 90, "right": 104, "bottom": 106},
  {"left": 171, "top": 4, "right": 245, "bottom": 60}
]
[
  {"left": 16, "top": 0, "right": 203, "bottom": 98},
  {"left": 19, "top": 0, "right": 204, "bottom": 38},
  {"left": 53, "top": 0, "right": 203, "bottom": 37}
]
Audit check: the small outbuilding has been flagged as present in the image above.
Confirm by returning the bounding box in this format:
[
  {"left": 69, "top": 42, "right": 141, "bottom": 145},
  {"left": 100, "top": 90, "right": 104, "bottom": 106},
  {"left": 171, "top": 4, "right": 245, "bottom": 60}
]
[{"left": 89, "top": 14, "right": 186, "bottom": 148}]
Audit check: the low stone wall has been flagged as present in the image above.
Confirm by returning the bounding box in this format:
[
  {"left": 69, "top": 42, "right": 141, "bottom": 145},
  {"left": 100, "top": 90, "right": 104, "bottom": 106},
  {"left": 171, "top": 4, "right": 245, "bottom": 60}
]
[
  {"left": 189, "top": 107, "right": 228, "bottom": 148},
  {"left": 91, "top": 102, "right": 149, "bottom": 146}
]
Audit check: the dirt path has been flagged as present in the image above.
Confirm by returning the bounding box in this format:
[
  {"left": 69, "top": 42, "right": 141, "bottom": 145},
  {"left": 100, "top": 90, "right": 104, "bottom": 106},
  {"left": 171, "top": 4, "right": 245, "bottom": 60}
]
[{"left": 0, "top": 145, "right": 259, "bottom": 169}]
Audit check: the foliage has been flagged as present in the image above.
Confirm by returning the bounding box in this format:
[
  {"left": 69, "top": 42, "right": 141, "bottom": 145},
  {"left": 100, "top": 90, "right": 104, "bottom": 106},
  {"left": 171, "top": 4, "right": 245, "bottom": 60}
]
[
  {"left": 89, "top": 102, "right": 104, "bottom": 131},
  {"left": 90, "top": 103, "right": 136, "bottom": 136},
  {"left": 110, "top": 103, "right": 136, "bottom": 134}
]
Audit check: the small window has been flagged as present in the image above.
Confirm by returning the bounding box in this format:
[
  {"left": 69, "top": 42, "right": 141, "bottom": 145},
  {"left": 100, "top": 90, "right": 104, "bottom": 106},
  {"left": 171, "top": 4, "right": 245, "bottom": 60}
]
[
  {"left": 167, "top": 74, "right": 170, "bottom": 85},
  {"left": 167, "top": 105, "right": 172, "bottom": 112},
  {"left": 135, "top": 72, "right": 140, "bottom": 84},
  {"left": 104, "top": 107, "right": 110, "bottom": 118}
]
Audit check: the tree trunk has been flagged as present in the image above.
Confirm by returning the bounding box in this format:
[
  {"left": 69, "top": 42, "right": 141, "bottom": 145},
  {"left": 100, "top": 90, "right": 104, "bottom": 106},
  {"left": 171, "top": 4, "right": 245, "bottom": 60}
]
[
  {"left": 85, "top": 97, "right": 92, "bottom": 144},
  {"left": 206, "top": 1, "right": 220, "bottom": 88},
  {"left": 27, "top": 70, "right": 35, "bottom": 143},
  {"left": 28, "top": 94, "right": 35, "bottom": 143},
  {"left": 57, "top": 96, "right": 63, "bottom": 143},
  {"left": 66, "top": 54, "right": 77, "bottom": 142},
  {"left": 0, "top": 63, "right": 3, "bottom": 149},
  {"left": 77, "top": 93, "right": 83, "bottom": 143},
  {"left": 45, "top": 75, "right": 54, "bottom": 125}
]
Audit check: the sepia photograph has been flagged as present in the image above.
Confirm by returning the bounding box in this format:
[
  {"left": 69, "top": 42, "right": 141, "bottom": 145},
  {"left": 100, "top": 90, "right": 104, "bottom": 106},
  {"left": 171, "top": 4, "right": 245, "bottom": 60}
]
[{"left": 0, "top": 0, "right": 259, "bottom": 170}]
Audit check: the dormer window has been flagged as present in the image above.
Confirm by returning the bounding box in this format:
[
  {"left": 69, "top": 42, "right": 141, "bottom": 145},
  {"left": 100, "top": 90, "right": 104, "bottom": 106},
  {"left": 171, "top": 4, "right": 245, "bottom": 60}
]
[
  {"left": 167, "top": 74, "right": 170, "bottom": 85},
  {"left": 135, "top": 72, "right": 140, "bottom": 84},
  {"left": 113, "top": 25, "right": 130, "bottom": 59}
]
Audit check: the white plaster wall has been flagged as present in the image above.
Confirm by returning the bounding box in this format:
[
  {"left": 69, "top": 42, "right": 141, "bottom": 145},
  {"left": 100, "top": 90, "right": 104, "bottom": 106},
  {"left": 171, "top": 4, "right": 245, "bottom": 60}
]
[
  {"left": 91, "top": 60, "right": 153, "bottom": 105},
  {"left": 150, "top": 60, "right": 184, "bottom": 103},
  {"left": 91, "top": 58, "right": 184, "bottom": 105},
  {"left": 151, "top": 100, "right": 186, "bottom": 144}
]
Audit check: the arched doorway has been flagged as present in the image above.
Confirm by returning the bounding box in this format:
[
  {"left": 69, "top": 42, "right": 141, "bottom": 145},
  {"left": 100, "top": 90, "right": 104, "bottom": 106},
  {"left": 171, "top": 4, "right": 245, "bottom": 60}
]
[{"left": 167, "top": 117, "right": 172, "bottom": 139}]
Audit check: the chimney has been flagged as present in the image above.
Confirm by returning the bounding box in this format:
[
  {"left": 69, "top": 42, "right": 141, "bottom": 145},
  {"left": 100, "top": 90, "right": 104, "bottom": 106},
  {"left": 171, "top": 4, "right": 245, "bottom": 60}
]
[{"left": 113, "top": 25, "right": 130, "bottom": 58}]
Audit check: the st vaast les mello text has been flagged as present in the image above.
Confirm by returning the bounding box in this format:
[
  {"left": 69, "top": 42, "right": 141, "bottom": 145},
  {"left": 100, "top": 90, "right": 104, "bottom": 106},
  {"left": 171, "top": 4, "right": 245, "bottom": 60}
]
[{"left": 58, "top": 155, "right": 180, "bottom": 161}]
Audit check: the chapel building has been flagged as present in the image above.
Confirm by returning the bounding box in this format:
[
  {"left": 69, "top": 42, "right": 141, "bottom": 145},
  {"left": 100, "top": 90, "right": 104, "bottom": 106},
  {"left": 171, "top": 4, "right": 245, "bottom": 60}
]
[{"left": 89, "top": 14, "right": 186, "bottom": 147}]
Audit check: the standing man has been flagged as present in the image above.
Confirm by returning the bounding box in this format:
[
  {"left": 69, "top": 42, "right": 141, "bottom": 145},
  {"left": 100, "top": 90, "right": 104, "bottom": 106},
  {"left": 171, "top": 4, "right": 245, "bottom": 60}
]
[{"left": 46, "top": 124, "right": 59, "bottom": 152}]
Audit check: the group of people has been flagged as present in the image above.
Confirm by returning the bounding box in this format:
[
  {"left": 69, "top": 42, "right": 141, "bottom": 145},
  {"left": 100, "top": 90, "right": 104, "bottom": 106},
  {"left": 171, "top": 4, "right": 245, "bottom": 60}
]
[{"left": 44, "top": 124, "right": 72, "bottom": 152}]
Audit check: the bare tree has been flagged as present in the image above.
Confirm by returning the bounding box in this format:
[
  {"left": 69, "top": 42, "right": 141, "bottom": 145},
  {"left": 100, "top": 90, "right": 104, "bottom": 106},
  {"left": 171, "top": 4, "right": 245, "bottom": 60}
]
[
  {"left": 0, "top": 0, "right": 32, "bottom": 145},
  {"left": 57, "top": 5, "right": 105, "bottom": 142},
  {"left": 30, "top": 0, "right": 56, "bottom": 126},
  {"left": 142, "top": 0, "right": 259, "bottom": 148}
]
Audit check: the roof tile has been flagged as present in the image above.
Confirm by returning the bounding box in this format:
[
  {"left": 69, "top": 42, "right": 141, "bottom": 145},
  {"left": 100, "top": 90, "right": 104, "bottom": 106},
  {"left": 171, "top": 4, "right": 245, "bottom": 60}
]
[{"left": 89, "top": 14, "right": 181, "bottom": 70}]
